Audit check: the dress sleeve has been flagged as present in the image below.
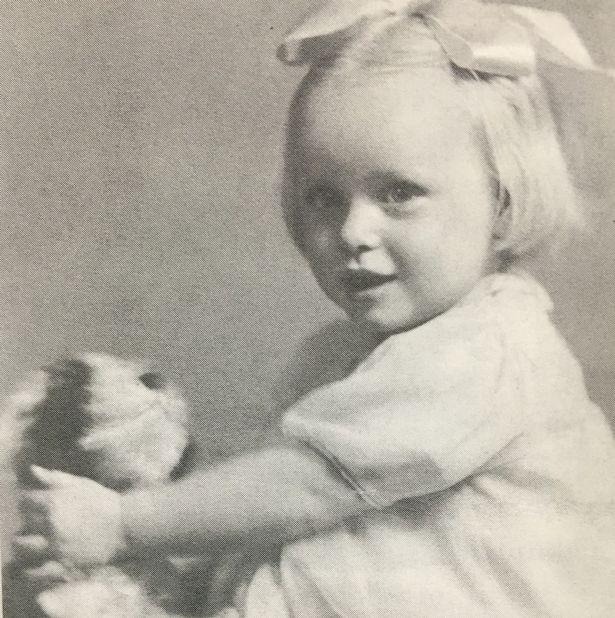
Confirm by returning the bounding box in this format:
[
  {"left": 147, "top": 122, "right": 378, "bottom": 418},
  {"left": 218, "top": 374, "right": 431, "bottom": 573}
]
[{"left": 281, "top": 307, "right": 526, "bottom": 507}]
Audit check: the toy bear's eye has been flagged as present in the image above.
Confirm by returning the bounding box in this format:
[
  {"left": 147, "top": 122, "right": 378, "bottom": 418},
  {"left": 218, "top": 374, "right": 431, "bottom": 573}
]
[{"left": 139, "top": 372, "right": 165, "bottom": 390}]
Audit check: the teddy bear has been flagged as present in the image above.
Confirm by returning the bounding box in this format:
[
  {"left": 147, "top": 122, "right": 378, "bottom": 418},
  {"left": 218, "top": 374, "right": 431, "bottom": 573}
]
[{"left": 1, "top": 353, "right": 207, "bottom": 618}]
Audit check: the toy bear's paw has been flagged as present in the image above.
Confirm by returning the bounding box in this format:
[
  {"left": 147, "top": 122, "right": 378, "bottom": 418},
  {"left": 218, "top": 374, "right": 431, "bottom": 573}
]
[{"left": 36, "top": 567, "right": 174, "bottom": 618}]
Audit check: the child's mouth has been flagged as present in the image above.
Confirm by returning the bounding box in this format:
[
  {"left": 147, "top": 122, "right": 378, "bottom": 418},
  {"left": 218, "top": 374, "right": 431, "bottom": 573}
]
[{"left": 341, "top": 270, "right": 397, "bottom": 295}]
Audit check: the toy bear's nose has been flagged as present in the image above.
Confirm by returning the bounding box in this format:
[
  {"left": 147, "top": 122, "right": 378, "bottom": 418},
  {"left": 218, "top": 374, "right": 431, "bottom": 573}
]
[{"left": 139, "top": 372, "right": 165, "bottom": 390}]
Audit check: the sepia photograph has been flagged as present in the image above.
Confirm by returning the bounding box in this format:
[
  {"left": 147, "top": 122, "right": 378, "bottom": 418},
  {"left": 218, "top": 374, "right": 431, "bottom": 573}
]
[{"left": 1, "top": 0, "right": 615, "bottom": 615}]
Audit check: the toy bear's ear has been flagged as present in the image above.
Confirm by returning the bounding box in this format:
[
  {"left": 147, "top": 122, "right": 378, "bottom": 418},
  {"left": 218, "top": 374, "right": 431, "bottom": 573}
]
[{"left": 138, "top": 371, "right": 166, "bottom": 390}]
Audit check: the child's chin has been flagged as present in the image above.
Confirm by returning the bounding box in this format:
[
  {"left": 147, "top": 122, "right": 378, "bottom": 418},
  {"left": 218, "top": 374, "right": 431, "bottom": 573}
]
[
  {"left": 348, "top": 307, "right": 423, "bottom": 336},
  {"left": 346, "top": 293, "right": 454, "bottom": 336}
]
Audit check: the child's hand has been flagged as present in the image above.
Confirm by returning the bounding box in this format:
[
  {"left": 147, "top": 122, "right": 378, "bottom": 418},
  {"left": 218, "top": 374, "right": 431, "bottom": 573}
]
[{"left": 17, "top": 466, "right": 126, "bottom": 567}]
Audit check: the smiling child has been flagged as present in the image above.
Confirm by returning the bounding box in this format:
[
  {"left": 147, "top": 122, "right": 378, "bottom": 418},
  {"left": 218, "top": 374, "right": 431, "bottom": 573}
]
[{"left": 16, "top": 1, "right": 615, "bottom": 616}]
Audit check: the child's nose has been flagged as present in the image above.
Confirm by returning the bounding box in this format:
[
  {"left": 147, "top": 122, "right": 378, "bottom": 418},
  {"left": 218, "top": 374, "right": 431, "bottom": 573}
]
[{"left": 340, "top": 197, "right": 382, "bottom": 255}]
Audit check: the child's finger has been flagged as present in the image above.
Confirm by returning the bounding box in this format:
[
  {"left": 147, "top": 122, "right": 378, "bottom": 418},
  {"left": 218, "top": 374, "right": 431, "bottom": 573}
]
[
  {"left": 18, "top": 490, "right": 47, "bottom": 512},
  {"left": 12, "top": 534, "right": 53, "bottom": 571},
  {"left": 18, "top": 492, "right": 50, "bottom": 533},
  {"left": 30, "top": 465, "right": 81, "bottom": 487},
  {"left": 12, "top": 534, "right": 50, "bottom": 562},
  {"left": 38, "top": 584, "right": 86, "bottom": 618},
  {"left": 24, "top": 560, "right": 70, "bottom": 583},
  {"left": 37, "top": 588, "right": 68, "bottom": 618}
]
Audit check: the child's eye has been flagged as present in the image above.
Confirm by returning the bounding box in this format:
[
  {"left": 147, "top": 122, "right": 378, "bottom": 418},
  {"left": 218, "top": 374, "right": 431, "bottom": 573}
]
[
  {"left": 305, "top": 185, "right": 344, "bottom": 211},
  {"left": 376, "top": 181, "right": 426, "bottom": 206}
]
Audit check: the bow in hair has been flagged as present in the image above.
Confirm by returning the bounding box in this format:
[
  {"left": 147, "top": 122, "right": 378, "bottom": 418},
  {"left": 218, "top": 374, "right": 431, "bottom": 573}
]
[
  {"left": 278, "top": 0, "right": 595, "bottom": 76},
  {"left": 278, "top": 0, "right": 615, "bottom": 193}
]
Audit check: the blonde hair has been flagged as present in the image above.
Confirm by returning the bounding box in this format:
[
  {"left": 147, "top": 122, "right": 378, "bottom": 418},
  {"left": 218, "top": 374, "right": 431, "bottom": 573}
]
[{"left": 282, "top": 15, "right": 582, "bottom": 260}]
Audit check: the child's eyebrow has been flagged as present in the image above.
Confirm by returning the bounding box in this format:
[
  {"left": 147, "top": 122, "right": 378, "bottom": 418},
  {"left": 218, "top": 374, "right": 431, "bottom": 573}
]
[{"left": 364, "top": 169, "right": 435, "bottom": 191}]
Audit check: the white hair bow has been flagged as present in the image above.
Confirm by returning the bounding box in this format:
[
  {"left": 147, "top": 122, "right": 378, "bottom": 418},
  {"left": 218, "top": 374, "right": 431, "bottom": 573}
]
[
  {"left": 278, "top": 0, "right": 594, "bottom": 75},
  {"left": 278, "top": 0, "right": 615, "bottom": 192}
]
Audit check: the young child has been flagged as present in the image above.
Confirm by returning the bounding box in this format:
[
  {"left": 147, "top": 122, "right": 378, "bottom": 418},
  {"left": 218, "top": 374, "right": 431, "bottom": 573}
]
[{"left": 16, "top": 0, "right": 615, "bottom": 615}]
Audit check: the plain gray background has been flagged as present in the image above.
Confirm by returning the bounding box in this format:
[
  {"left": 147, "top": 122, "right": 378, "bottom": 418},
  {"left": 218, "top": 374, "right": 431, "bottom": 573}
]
[{"left": 1, "top": 0, "right": 614, "bottom": 560}]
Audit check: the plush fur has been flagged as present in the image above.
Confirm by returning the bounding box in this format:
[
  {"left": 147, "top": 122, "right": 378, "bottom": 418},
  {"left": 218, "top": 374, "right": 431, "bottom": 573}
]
[{"left": 1, "top": 353, "right": 203, "bottom": 617}]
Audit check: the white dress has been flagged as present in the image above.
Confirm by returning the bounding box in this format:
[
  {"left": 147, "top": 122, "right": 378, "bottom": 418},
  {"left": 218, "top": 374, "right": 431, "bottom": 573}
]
[{"left": 223, "top": 271, "right": 615, "bottom": 617}]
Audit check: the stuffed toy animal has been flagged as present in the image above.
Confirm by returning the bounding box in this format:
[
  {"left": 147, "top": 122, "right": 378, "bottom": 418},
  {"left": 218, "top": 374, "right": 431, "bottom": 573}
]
[{"left": 1, "top": 353, "right": 203, "bottom": 618}]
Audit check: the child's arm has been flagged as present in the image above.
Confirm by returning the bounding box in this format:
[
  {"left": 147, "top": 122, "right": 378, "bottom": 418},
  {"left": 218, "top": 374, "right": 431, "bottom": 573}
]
[
  {"left": 123, "top": 443, "right": 369, "bottom": 555},
  {"left": 17, "top": 443, "right": 369, "bottom": 567}
]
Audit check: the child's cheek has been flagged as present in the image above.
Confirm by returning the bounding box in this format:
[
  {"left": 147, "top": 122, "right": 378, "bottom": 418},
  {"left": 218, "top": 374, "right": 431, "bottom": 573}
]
[
  {"left": 302, "top": 220, "right": 338, "bottom": 262},
  {"left": 302, "top": 227, "right": 340, "bottom": 288},
  {"left": 312, "top": 226, "right": 337, "bottom": 254},
  {"left": 389, "top": 217, "right": 442, "bottom": 267}
]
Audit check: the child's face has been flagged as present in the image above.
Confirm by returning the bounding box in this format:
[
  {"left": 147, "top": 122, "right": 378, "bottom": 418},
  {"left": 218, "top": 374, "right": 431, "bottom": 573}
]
[{"left": 292, "top": 69, "right": 498, "bottom": 334}]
